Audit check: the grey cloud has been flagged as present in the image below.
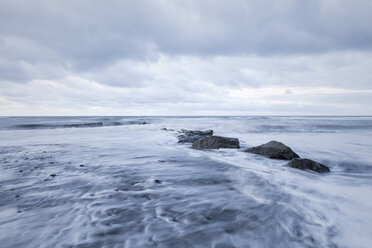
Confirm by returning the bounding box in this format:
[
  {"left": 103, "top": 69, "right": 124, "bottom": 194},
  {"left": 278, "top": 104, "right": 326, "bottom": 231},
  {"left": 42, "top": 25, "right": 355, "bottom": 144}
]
[
  {"left": 84, "top": 52, "right": 372, "bottom": 90},
  {"left": 0, "top": 0, "right": 371, "bottom": 115},
  {"left": 1, "top": 0, "right": 372, "bottom": 79}
]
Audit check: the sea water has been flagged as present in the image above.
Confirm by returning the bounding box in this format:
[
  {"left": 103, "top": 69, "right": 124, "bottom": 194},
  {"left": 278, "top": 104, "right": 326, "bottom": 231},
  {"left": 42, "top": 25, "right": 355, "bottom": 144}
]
[{"left": 0, "top": 116, "right": 371, "bottom": 248}]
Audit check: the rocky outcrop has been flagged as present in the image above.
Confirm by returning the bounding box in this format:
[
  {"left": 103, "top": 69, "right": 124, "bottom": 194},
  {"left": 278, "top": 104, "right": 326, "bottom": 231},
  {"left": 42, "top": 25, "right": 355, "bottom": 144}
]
[
  {"left": 178, "top": 129, "right": 213, "bottom": 143},
  {"left": 192, "top": 136, "right": 240, "bottom": 150},
  {"left": 245, "top": 141, "right": 299, "bottom": 160},
  {"left": 288, "top": 158, "right": 330, "bottom": 173}
]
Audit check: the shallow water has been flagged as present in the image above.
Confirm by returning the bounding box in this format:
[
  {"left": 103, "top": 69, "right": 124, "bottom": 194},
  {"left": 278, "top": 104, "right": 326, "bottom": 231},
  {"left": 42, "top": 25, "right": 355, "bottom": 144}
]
[{"left": 0, "top": 116, "right": 371, "bottom": 248}]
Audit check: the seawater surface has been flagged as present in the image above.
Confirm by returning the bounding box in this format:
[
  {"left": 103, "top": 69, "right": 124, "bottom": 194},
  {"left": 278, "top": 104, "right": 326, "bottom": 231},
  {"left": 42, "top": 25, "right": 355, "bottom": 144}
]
[{"left": 0, "top": 116, "right": 371, "bottom": 248}]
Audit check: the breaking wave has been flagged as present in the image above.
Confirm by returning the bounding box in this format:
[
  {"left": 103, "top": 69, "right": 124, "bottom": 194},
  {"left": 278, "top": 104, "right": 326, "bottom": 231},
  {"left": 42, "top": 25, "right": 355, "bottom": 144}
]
[{"left": 3, "top": 119, "right": 150, "bottom": 130}]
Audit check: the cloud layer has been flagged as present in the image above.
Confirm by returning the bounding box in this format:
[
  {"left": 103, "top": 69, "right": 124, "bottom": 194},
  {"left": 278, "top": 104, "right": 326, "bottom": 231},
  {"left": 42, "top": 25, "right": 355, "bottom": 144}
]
[{"left": 1, "top": 0, "right": 372, "bottom": 115}]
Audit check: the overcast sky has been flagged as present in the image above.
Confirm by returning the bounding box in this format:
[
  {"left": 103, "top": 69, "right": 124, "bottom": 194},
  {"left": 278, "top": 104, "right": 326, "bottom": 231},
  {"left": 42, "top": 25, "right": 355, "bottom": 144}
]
[{"left": 1, "top": 0, "right": 372, "bottom": 116}]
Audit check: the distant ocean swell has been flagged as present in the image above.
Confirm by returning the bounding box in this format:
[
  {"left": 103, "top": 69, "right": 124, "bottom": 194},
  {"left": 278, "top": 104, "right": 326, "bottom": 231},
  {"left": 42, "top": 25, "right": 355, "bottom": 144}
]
[
  {"left": 6, "top": 120, "right": 149, "bottom": 130},
  {"left": 3, "top": 117, "right": 372, "bottom": 133}
]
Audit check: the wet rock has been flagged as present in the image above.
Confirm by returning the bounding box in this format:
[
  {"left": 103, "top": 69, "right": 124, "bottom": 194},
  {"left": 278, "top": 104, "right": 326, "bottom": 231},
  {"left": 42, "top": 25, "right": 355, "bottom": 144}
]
[
  {"left": 178, "top": 129, "right": 213, "bottom": 143},
  {"left": 161, "top": 128, "right": 174, "bottom": 131},
  {"left": 245, "top": 141, "right": 299, "bottom": 160},
  {"left": 288, "top": 158, "right": 330, "bottom": 173},
  {"left": 192, "top": 136, "right": 240, "bottom": 150}
]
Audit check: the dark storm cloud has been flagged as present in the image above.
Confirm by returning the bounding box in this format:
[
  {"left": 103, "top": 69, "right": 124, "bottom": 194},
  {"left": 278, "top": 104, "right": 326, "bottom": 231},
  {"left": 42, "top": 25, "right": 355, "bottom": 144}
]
[{"left": 1, "top": 0, "right": 372, "bottom": 83}]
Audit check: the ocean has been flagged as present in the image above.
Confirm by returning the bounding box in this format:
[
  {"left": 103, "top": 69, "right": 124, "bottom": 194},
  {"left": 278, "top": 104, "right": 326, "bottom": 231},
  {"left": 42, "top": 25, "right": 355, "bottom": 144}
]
[{"left": 0, "top": 116, "right": 371, "bottom": 248}]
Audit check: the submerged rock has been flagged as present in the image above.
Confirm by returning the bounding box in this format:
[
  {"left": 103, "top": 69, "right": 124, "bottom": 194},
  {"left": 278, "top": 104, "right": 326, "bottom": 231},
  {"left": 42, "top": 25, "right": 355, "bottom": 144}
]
[
  {"left": 161, "top": 128, "right": 174, "bottom": 131},
  {"left": 192, "top": 136, "right": 240, "bottom": 150},
  {"left": 288, "top": 158, "right": 330, "bottom": 173},
  {"left": 245, "top": 141, "right": 299, "bottom": 160},
  {"left": 178, "top": 129, "right": 213, "bottom": 143}
]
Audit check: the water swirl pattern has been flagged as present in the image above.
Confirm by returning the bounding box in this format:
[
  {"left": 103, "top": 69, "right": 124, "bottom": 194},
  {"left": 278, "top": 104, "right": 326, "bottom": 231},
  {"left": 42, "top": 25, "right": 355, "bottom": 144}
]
[{"left": 0, "top": 116, "right": 371, "bottom": 248}]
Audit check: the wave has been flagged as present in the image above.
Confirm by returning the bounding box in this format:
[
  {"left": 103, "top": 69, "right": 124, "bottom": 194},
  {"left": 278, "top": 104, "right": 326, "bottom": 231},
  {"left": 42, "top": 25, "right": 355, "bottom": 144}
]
[
  {"left": 2, "top": 116, "right": 372, "bottom": 133},
  {"left": 9, "top": 120, "right": 149, "bottom": 130},
  {"left": 252, "top": 123, "right": 372, "bottom": 133}
]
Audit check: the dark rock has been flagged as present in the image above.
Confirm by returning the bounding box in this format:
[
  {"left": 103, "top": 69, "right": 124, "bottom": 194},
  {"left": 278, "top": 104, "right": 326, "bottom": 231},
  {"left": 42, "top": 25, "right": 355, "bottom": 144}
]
[
  {"left": 178, "top": 129, "right": 213, "bottom": 143},
  {"left": 192, "top": 136, "right": 240, "bottom": 150},
  {"left": 161, "top": 128, "right": 175, "bottom": 131},
  {"left": 154, "top": 179, "right": 161, "bottom": 184},
  {"left": 50, "top": 174, "right": 57, "bottom": 177},
  {"left": 245, "top": 141, "right": 299, "bottom": 160},
  {"left": 288, "top": 158, "right": 330, "bottom": 173}
]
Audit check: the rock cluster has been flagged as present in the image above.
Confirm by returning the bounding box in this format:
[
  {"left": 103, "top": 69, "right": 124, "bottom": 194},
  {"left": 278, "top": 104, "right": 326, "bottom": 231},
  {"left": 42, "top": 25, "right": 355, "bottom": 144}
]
[
  {"left": 171, "top": 128, "right": 330, "bottom": 174},
  {"left": 245, "top": 141, "right": 330, "bottom": 173}
]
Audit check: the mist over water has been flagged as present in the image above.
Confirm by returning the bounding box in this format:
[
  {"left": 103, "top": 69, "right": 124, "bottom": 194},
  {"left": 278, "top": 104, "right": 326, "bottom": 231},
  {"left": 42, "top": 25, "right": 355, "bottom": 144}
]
[{"left": 0, "top": 116, "right": 371, "bottom": 248}]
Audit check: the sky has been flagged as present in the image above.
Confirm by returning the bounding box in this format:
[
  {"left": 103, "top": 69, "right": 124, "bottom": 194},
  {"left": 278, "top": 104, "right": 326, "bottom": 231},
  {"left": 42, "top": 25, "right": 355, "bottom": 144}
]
[{"left": 0, "top": 0, "right": 372, "bottom": 116}]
